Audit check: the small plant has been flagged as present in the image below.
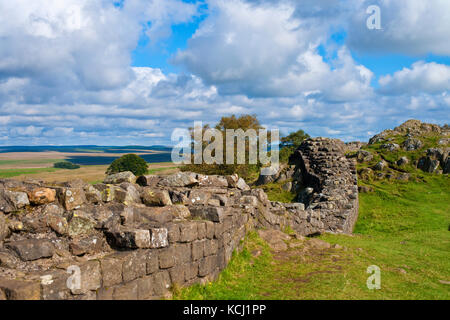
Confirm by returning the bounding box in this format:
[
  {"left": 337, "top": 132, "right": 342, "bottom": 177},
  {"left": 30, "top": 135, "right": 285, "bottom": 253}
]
[
  {"left": 53, "top": 161, "right": 80, "bottom": 169},
  {"left": 106, "top": 154, "right": 148, "bottom": 176}
]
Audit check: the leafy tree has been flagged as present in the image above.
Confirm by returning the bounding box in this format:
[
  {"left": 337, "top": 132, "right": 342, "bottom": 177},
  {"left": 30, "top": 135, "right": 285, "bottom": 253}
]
[
  {"left": 181, "top": 114, "right": 267, "bottom": 180},
  {"left": 53, "top": 161, "right": 81, "bottom": 169},
  {"left": 279, "top": 129, "right": 310, "bottom": 163},
  {"left": 106, "top": 154, "right": 148, "bottom": 176}
]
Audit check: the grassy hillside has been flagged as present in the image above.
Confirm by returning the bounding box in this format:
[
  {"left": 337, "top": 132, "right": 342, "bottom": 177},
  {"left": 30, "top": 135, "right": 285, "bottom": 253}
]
[{"left": 174, "top": 174, "right": 449, "bottom": 300}]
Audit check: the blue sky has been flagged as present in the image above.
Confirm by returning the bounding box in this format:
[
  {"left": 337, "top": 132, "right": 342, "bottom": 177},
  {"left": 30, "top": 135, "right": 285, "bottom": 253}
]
[{"left": 0, "top": 0, "right": 449, "bottom": 146}]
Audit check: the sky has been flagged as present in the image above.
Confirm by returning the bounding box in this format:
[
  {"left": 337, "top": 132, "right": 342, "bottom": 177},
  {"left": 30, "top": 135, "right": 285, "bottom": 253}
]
[{"left": 0, "top": 0, "right": 449, "bottom": 146}]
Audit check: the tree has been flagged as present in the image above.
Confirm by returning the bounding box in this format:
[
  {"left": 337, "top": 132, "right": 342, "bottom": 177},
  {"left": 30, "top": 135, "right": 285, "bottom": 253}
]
[
  {"left": 279, "top": 129, "right": 310, "bottom": 163},
  {"left": 181, "top": 114, "right": 267, "bottom": 180},
  {"left": 106, "top": 154, "right": 148, "bottom": 176},
  {"left": 53, "top": 161, "right": 81, "bottom": 170}
]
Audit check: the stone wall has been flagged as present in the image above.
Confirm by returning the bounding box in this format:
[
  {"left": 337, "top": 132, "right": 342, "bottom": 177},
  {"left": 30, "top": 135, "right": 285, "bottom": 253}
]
[
  {"left": 0, "top": 144, "right": 359, "bottom": 300},
  {"left": 288, "top": 138, "right": 359, "bottom": 234}
]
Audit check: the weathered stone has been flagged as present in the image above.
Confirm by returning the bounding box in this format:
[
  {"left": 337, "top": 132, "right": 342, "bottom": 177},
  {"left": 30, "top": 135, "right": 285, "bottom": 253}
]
[
  {"left": 70, "top": 235, "right": 103, "bottom": 255},
  {"left": 167, "top": 223, "right": 180, "bottom": 243},
  {"left": 158, "top": 172, "right": 198, "bottom": 187},
  {"left": 197, "top": 175, "right": 228, "bottom": 188},
  {"left": 444, "top": 157, "right": 450, "bottom": 174},
  {"left": 122, "top": 251, "right": 147, "bottom": 282},
  {"left": 141, "top": 188, "right": 172, "bottom": 206},
  {"left": 236, "top": 178, "right": 250, "bottom": 191},
  {"left": 93, "top": 184, "right": 115, "bottom": 202},
  {"left": 7, "top": 239, "right": 54, "bottom": 261},
  {"left": 145, "top": 250, "right": 159, "bottom": 274},
  {"left": 114, "top": 184, "right": 141, "bottom": 205},
  {"left": 132, "top": 206, "right": 189, "bottom": 225},
  {"left": 197, "top": 222, "right": 206, "bottom": 239},
  {"left": 0, "top": 251, "right": 19, "bottom": 268},
  {"left": 354, "top": 150, "right": 373, "bottom": 163},
  {"left": 173, "top": 243, "right": 191, "bottom": 264},
  {"left": 169, "top": 265, "right": 185, "bottom": 285},
  {"left": 100, "top": 255, "right": 123, "bottom": 287},
  {"left": 169, "top": 190, "right": 189, "bottom": 205},
  {"left": 104, "top": 171, "right": 136, "bottom": 184},
  {"left": 159, "top": 247, "right": 175, "bottom": 269},
  {"left": 226, "top": 174, "right": 239, "bottom": 188},
  {"left": 397, "top": 156, "right": 409, "bottom": 166},
  {"left": 381, "top": 143, "right": 400, "bottom": 152},
  {"left": 0, "top": 278, "right": 40, "bottom": 300},
  {"left": 67, "top": 211, "right": 96, "bottom": 237},
  {"left": 204, "top": 239, "right": 219, "bottom": 256},
  {"left": 136, "top": 175, "right": 161, "bottom": 187},
  {"left": 179, "top": 223, "right": 198, "bottom": 242},
  {"left": 0, "top": 189, "right": 29, "bottom": 213},
  {"left": 106, "top": 228, "right": 151, "bottom": 249},
  {"left": 84, "top": 185, "right": 102, "bottom": 204},
  {"left": 307, "top": 238, "right": 331, "bottom": 250},
  {"left": 205, "top": 221, "right": 215, "bottom": 239},
  {"left": 402, "top": 138, "right": 423, "bottom": 151},
  {"left": 150, "top": 228, "right": 169, "bottom": 248},
  {"left": 58, "top": 188, "right": 86, "bottom": 210},
  {"left": 198, "top": 255, "right": 216, "bottom": 277},
  {"left": 417, "top": 157, "right": 440, "bottom": 173},
  {"left": 184, "top": 262, "right": 199, "bottom": 281},
  {"left": 0, "top": 212, "right": 9, "bottom": 241},
  {"left": 240, "top": 196, "right": 258, "bottom": 207},
  {"left": 137, "top": 276, "right": 155, "bottom": 299},
  {"left": 257, "top": 229, "right": 289, "bottom": 252},
  {"left": 189, "top": 206, "right": 224, "bottom": 223},
  {"left": 46, "top": 210, "right": 68, "bottom": 236},
  {"left": 151, "top": 271, "right": 171, "bottom": 296},
  {"left": 40, "top": 270, "right": 70, "bottom": 300},
  {"left": 113, "top": 280, "right": 138, "bottom": 300},
  {"left": 373, "top": 160, "right": 388, "bottom": 171},
  {"left": 27, "top": 188, "right": 56, "bottom": 205},
  {"left": 188, "top": 189, "right": 211, "bottom": 205},
  {"left": 192, "top": 240, "right": 205, "bottom": 261}
]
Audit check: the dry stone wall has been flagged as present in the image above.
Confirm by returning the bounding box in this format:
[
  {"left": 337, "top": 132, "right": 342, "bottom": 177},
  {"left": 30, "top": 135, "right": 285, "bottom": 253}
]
[
  {"left": 0, "top": 139, "right": 359, "bottom": 300},
  {"left": 288, "top": 138, "right": 359, "bottom": 234}
]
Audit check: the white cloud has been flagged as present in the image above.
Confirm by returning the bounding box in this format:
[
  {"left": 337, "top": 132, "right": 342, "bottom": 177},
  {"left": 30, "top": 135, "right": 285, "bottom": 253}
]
[
  {"left": 379, "top": 62, "right": 450, "bottom": 95},
  {"left": 0, "top": 0, "right": 198, "bottom": 91},
  {"left": 174, "top": 0, "right": 373, "bottom": 101},
  {"left": 347, "top": 0, "right": 450, "bottom": 55}
]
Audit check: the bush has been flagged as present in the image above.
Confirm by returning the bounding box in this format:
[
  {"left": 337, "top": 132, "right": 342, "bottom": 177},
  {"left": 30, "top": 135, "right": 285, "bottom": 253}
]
[
  {"left": 106, "top": 154, "right": 148, "bottom": 176},
  {"left": 53, "top": 161, "right": 81, "bottom": 170}
]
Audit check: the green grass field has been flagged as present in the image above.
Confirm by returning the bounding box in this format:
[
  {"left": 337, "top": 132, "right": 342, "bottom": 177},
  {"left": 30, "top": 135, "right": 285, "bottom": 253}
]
[
  {"left": 0, "top": 167, "right": 60, "bottom": 178},
  {"left": 174, "top": 174, "right": 450, "bottom": 300}
]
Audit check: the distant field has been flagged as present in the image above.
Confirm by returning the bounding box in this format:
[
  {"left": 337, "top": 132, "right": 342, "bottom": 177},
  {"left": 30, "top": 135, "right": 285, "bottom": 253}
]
[{"left": 0, "top": 163, "right": 179, "bottom": 183}]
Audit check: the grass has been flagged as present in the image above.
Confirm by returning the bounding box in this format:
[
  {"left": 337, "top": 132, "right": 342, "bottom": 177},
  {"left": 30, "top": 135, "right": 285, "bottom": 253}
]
[
  {"left": 0, "top": 167, "right": 60, "bottom": 178},
  {"left": 0, "top": 159, "right": 60, "bottom": 166},
  {"left": 174, "top": 174, "right": 450, "bottom": 300},
  {"left": 259, "top": 181, "right": 296, "bottom": 203}
]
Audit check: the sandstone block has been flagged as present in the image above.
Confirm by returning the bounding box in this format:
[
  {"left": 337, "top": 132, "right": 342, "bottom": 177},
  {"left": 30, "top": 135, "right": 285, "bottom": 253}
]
[{"left": 7, "top": 239, "right": 54, "bottom": 261}]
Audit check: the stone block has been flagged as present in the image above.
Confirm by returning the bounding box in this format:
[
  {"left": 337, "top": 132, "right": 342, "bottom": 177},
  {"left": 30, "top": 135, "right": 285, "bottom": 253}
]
[
  {"left": 179, "top": 222, "right": 198, "bottom": 242},
  {"left": 0, "top": 278, "right": 40, "bottom": 300},
  {"left": 7, "top": 239, "right": 54, "bottom": 261}
]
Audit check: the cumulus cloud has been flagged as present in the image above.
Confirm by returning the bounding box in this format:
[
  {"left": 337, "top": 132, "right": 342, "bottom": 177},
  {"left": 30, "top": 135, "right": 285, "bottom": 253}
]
[
  {"left": 0, "top": 0, "right": 198, "bottom": 91},
  {"left": 347, "top": 0, "right": 450, "bottom": 55},
  {"left": 174, "top": 0, "right": 372, "bottom": 101},
  {"left": 0, "top": 0, "right": 448, "bottom": 146},
  {"left": 379, "top": 62, "right": 450, "bottom": 95}
]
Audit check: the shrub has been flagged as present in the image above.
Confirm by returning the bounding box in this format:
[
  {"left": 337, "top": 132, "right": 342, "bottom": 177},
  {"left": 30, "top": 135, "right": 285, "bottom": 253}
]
[
  {"left": 53, "top": 161, "right": 81, "bottom": 170},
  {"left": 106, "top": 154, "right": 148, "bottom": 176}
]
